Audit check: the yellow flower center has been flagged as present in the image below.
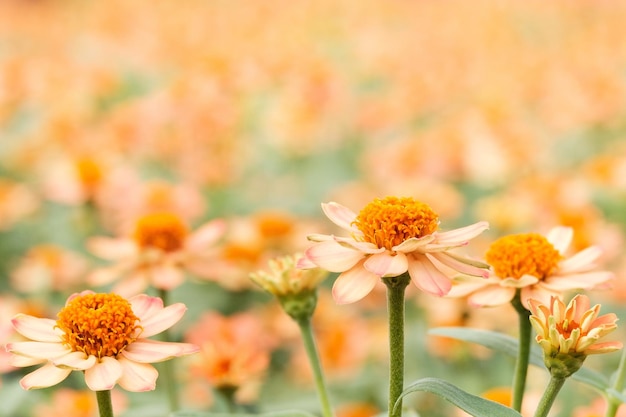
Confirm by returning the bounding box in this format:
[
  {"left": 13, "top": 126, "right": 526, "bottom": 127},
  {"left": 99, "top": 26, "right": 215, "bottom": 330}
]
[
  {"left": 56, "top": 293, "right": 139, "bottom": 358},
  {"left": 133, "top": 212, "right": 188, "bottom": 252},
  {"left": 353, "top": 197, "right": 439, "bottom": 250},
  {"left": 75, "top": 158, "right": 103, "bottom": 191},
  {"left": 256, "top": 211, "right": 294, "bottom": 238},
  {"left": 485, "top": 233, "right": 562, "bottom": 279}
]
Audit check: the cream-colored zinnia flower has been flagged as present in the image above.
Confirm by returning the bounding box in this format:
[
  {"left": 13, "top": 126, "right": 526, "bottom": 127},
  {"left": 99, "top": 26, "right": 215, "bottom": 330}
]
[
  {"left": 250, "top": 253, "right": 328, "bottom": 297},
  {"left": 448, "top": 227, "right": 614, "bottom": 307},
  {"left": 298, "top": 197, "right": 489, "bottom": 304},
  {"left": 6, "top": 291, "right": 198, "bottom": 391}
]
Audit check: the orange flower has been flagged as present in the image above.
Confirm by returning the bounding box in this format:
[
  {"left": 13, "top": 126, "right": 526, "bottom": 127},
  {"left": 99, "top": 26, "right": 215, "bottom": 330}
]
[
  {"left": 529, "top": 294, "right": 622, "bottom": 377},
  {"left": 10, "top": 244, "right": 88, "bottom": 293},
  {"left": 184, "top": 312, "right": 272, "bottom": 404},
  {"left": 300, "top": 197, "right": 489, "bottom": 304},
  {"left": 449, "top": 227, "right": 613, "bottom": 307},
  {"left": 88, "top": 212, "right": 225, "bottom": 296}
]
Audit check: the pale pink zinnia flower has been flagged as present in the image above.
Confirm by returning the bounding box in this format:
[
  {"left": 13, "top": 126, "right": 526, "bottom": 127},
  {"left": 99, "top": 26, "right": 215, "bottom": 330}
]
[
  {"left": 448, "top": 227, "right": 614, "bottom": 308},
  {"left": 88, "top": 212, "right": 225, "bottom": 296},
  {"left": 299, "top": 197, "right": 489, "bottom": 304},
  {"left": 6, "top": 291, "right": 198, "bottom": 391},
  {"left": 529, "top": 294, "right": 621, "bottom": 377}
]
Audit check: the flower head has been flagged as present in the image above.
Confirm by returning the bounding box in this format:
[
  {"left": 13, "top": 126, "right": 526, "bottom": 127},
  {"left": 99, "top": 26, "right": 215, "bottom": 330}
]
[
  {"left": 10, "top": 244, "right": 89, "bottom": 294},
  {"left": 6, "top": 290, "right": 198, "bottom": 391},
  {"left": 250, "top": 253, "right": 328, "bottom": 297},
  {"left": 299, "top": 197, "right": 489, "bottom": 304},
  {"left": 87, "top": 212, "right": 225, "bottom": 296},
  {"left": 448, "top": 227, "right": 614, "bottom": 307},
  {"left": 251, "top": 254, "right": 329, "bottom": 321},
  {"left": 184, "top": 312, "right": 272, "bottom": 404},
  {"left": 529, "top": 294, "right": 622, "bottom": 378}
]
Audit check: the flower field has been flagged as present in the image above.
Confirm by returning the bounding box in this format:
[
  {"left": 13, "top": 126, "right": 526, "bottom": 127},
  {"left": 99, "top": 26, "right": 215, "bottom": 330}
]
[{"left": 2, "top": 1, "right": 626, "bottom": 416}]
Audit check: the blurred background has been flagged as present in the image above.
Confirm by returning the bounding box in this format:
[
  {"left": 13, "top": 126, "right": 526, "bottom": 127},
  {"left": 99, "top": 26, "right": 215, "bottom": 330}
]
[{"left": 1, "top": 0, "right": 626, "bottom": 416}]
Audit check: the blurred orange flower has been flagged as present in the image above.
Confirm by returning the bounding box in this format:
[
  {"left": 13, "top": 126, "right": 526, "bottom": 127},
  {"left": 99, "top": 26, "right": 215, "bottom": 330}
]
[
  {"left": 10, "top": 244, "right": 89, "bottom": 294},
  {"left": 88, "top": 212, "right": 226, "bottom": 296},
  {"left": 184, "top": 311, "right": 273, "bottom": 404}
]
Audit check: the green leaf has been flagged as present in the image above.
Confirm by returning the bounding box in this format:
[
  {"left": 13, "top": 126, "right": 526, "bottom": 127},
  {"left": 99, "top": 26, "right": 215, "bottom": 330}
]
[
  {"left": 428, "top": 327, "right": 610, "bottom": 391},
  {"left": 170, "top": 411, "right": 318, "bottom": 417},
  {"left": 398, "top": 377, "right": 522, "bottom": 417}
]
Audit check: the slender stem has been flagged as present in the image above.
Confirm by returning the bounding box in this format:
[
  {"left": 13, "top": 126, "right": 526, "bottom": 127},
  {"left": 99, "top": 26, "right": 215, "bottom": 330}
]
[
  {"left": 384, "top": 273, "right": 411, "bottom": 417},
  {"left": 605, "top": 347, "right": 626, "bottom": 417},
  {"left": 96, "top": 390, "right": 114, "bottom": 417},
  {"left": 533, "top": 377, "right": 566, "bottom": 417},
  {"left": 297, "top": 318, "right": 334, "bottom": 417},
  {"left": 158, "top": 289, "right": 180, "bottom": 412},
  {"left": 511, "top": 290, "right": 531, "bottom": 412},
  {"left": 216, "top": 386, "right": 238, "bottom": 413}
]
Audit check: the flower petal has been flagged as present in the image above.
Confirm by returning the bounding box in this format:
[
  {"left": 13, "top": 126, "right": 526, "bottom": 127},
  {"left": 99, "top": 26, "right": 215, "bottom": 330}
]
[
  {"left": 87, "top": 266, "right": 125, "bottom": 287},
  {"left": 500, "top": 275, "right": 540, "bottom": 288},
  {"left": 137, "top": 303, "right": 187, "bottom": 338},
  {"left": 84, "top": 356, "right": 123, "bottom": 391},
  {"left": 6, "top": 342, "right": 71, "bottom": 360},
  {"left": 541, "top": 271, "right": 613, "bottom": 291},
  {"left": 150, "top": 264, "right": 185, "bottom": 291},
  {"left": 87, "top": 237, "right": 138, "bottom": 260},
  {"left": 117, "top": 356, "right": 158, "bottom": 392},
  {"left": 520, "top": 286, "right": 556, "bottom": 309},
  {"left": 305, "top": 240, "right": 365, "bottom": 273},
  {"left": 428, "top": 252, "right": 489, "bottom": 278},
  {"left": 446, "top": 277, "right": 491, "bottom": 298},
  {"left": 332, "top": 262, "right": 379, "bottom": 304},
  {"left": 53, "top": 351, "right": 97, "bottom": 370},
  {"left": 19, "top": 363, "right": 71, "bottom": 390},
  {"left": 434, "top": 221, "right": 489, "bottom": 245},
  {"left": 122, "top": 340, "right": 198, "bottom": 363},
  {"left": 584, "top": 341, "right": 623, "bottom": 355},
  {"left": 130, "top": 294, "right": 164, "bottom": 322},
  {"left": 185, "top": 219, "right": 226, "bottom": 251},
  {"left": 364, "top": 253, "right": 408, "bottom": 277},
  {"left": 559, "top": 246, "right": 603, "bottom": 273},
  {"left": 112, "top": 271, "right": 150, "bottom": 297},
  {"left": 11, "top": 315, "right": 62, "bottom": 342},
  {"left": 407, "top": 255, "right": 452, "bottom": 296},
  {"left": 321, "top": 202, "right": 359, "bottom": 232},
  {"left": 392, "top": 235, "right": 436, "bottom": 253},
  {"left": 468, "top": 286, "right": 516, "bottom": 307},
  {"left": 10, "top": 355, "right": 46, "bottom": 367},
  {"left": 333, "top": 236, "right": 384, "bottom": 254},
  {"left": 296, "top": 255, "right": 319, "bottom": 269},
  {"left": 546, "top": 226, "right": 573, "bottom": 254}
]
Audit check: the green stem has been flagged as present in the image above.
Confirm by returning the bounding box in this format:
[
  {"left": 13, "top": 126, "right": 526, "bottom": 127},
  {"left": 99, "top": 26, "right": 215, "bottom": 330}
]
[
  {"left": 297, "top": 318, "right": 334, "bottom": 417},
  {"left": 511, "top": 290, "right": 531, "bottom": 412},
  {"left": 216, "top": 386, "right": 238, "bottom": 413},
  {"left": 96, "top": 390, "right": 114, "bottom": 417},
  {"left": 533, "top": 376, "right": 566, "bottom": 417},
  {"left": 158, "top": 289, "right": 180, "bottom": 412},
  {"left": 384, "top": 273, "right": 411, "bottom": 417},
  {"left": 605, "top": 347, "right": 626, "bottom": 417}
]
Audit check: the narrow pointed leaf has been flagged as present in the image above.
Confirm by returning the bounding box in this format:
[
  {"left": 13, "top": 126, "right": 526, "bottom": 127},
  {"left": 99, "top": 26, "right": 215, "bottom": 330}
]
[{"left": 397, "top": 377, "right": 522, "bottom": 417}]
